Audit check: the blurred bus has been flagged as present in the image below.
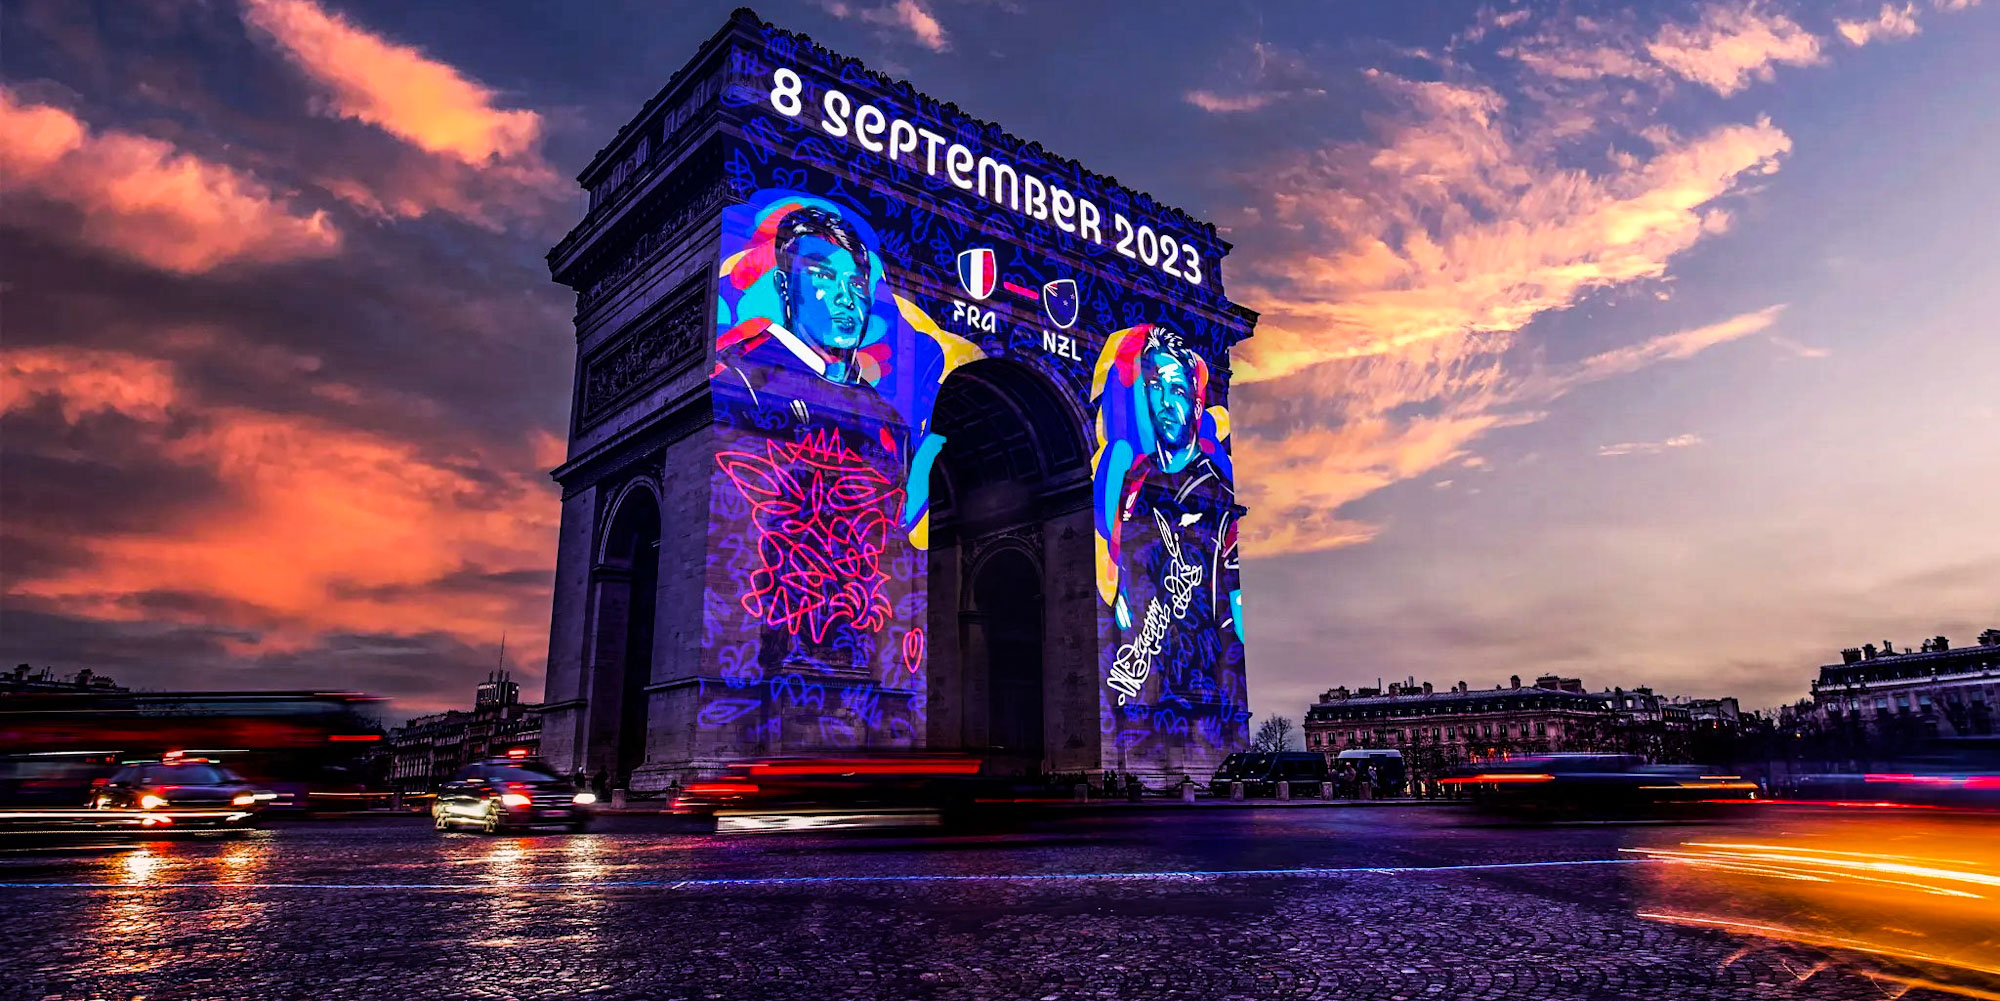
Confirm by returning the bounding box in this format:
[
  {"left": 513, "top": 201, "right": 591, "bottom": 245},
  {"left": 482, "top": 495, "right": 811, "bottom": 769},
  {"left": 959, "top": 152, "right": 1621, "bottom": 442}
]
[{"left": 0, "top": 690, "right": 387, "bottom": 810}]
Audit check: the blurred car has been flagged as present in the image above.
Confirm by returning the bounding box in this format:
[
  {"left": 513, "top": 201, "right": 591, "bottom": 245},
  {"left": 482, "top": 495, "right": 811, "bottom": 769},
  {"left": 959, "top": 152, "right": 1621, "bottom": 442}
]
[
  {"left": 1209, "top": 752, "right": 1330, "bottom": 796},
  {"left": 0, "top": 753, "right": 119, "bottom": 807},
  {"left": 1443, "top": 753, "right": 1757, "bottom": 817},
  {"left": 90, "top": 758, "right": 271, "bottom": 827},
  {"left": 432, "top": 757, "right": 594, "bottom": 834},
  {"left": 672, "top": 753, "right": 1001, "bottom": 831},
  {"left": 1785, "top": 738, "right": 2000, "bottom": 810}
]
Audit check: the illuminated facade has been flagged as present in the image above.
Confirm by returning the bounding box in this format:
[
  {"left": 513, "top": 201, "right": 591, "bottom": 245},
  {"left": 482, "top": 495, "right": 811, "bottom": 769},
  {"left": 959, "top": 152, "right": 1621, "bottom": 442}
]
[
  {"left": 1811, "top": 631, "right": 2000, "bottom": 739},
  {"left": 540, "top": 12, "right": 1257, "bottom": 791}
]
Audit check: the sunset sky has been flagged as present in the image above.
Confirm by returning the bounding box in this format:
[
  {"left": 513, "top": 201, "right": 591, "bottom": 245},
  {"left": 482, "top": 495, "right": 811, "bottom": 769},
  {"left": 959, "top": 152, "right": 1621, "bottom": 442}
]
[{"left": 3, "top": 0, "right": 1994, "bottom": 720}]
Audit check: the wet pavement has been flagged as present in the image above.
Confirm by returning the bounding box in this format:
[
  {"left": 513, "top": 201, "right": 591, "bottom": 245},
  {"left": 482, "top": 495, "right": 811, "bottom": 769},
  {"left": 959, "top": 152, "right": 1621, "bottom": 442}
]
[{"left": 0, "top": 806, "right": 1981, "bottom": 1000}]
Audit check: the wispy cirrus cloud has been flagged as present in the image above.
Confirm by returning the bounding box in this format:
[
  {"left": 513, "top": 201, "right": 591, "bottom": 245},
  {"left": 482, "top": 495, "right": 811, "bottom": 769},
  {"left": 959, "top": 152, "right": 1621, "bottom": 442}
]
[
  {"left": 0, "top": 87, "right": 339, "bottom": 274},
  {"left": 1217, "top": 5, "right": 1820, "bottom": 556},
  {"left": 1185, "top": 42, "right": 1328, "bottom": 114},
  {"left": 1597, "top": 433, "right": 1704, "bottom": 457}
]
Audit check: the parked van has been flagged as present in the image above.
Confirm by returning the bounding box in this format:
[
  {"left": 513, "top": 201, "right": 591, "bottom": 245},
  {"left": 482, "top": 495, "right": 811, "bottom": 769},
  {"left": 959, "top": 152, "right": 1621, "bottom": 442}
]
[{"left": 1209, "top": 752, "right": 1329, "bottom": 795}]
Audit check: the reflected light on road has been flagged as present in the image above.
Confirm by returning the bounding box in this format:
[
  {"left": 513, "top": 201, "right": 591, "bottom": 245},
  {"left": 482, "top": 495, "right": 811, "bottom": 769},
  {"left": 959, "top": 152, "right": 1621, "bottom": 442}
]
[{"left": 1635, "top": 813, "right": 2000, "bottom": 998}]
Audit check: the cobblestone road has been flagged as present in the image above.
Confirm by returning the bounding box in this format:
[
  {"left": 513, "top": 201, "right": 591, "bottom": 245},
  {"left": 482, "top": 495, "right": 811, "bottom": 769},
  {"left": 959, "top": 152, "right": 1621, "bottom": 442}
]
[{"left": 0, "top": 806, "right": 1980, "bottom": 1000}]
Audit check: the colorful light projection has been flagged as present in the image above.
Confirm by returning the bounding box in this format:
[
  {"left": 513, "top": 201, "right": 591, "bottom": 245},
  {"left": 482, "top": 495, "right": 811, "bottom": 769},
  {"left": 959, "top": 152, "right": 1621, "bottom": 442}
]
[{"left": 695, "top": 37, "right": 1249, "bottom": 773}]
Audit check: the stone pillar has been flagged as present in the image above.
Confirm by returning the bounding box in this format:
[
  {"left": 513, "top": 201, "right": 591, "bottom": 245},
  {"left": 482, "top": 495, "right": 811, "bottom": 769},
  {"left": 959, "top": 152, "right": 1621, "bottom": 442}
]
[
  {"left": 1229, "top": 781, "right": 1244, "bottom": 801},
  {"left": 1320, "top": 781, "right": 1334, "bottom": 800},
  {"left": 1277, "top": 780, "right": 1291, "bottom": 801}
]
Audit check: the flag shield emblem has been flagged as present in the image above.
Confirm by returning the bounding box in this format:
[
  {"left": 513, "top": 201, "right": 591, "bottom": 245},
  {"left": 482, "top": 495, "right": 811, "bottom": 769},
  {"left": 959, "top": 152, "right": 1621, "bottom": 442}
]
[
  {"left": 1042, "top": 278, "right": 1079, "bottom": 329},
  {"left": 957, "top": 248, "right": 997, "bottom": 300}
]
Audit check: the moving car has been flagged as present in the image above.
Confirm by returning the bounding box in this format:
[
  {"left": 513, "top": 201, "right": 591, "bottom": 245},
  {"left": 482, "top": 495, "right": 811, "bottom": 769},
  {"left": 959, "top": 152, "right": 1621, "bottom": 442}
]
[
  {"left": 1443, "top": 753, "right": 1756, "bottom": 817},
  {"left": 432, "top": 757, "right": 595, "bottom": 834},
  {"left": 90, "top": 757, "right": 270, "bottom": 828},
  {"left": 671, "top": 753, "right": 1001, "bottom": 832}
]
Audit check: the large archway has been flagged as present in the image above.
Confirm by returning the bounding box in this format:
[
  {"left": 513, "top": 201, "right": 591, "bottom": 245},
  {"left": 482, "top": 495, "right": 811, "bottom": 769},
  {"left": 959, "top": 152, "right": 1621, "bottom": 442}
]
[
  {"left": 595, "top": 485, "right": 660, "bottom": 787},
  {"left": 924, "top": 358, "right": 1094, "bottom": 776}
]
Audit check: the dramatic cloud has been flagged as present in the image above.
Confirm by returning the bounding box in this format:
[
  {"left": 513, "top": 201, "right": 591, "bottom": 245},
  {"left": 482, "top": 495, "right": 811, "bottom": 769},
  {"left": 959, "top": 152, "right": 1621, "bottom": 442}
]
[
  {"left": 1837, "top": 3, "right": 1923, "bottom": 45},
  {"left": 1230, "top": 78, "right": 1789, "bottom": 388},
  {"left": 1644, "top": 3, "right": 1823, "bottom": 95},
  {"left": 819, "top": 0, "right": 951, "bottom": 52},
  {"left": 240, "top": 0, "right": 541, "bottom": 165},
  {"left": 1, "top": 343, "right": 560, "bottom": 664},
  {"left": 0, "top": 88, "right": 340, "bottom": 274},
  {"left": 1216, "top": 33, "right": 1791, "bottom": 555},
  {"left": 239, "top": 0, "right": 559, "bottom": 225},
  {"left": 1597, "top": 433, "right": 1704, "bottom": 457}
]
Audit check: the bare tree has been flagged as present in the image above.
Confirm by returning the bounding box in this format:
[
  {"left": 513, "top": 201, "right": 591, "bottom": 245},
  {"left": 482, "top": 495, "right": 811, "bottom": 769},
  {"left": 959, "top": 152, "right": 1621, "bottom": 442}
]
[{"left": 1250, "top": 714, "right": 1297, "bottom": 752}]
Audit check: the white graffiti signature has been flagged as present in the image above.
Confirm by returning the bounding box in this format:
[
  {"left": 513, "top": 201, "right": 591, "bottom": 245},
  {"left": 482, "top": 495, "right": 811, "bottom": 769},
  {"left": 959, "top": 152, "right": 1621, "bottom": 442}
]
[{"left": 1106, "top": 511, "right": 1205, "bottom": 706}]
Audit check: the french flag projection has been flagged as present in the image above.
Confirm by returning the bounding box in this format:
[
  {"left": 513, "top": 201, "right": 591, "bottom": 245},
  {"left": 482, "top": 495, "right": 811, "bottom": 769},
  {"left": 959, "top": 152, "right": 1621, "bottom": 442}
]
[{"left": 957, "top": 248, "right": 997, "bottom": 300}]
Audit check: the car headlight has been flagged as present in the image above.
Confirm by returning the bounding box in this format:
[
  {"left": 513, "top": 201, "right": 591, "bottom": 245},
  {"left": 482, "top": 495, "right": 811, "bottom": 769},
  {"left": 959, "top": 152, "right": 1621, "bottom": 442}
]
[
  {"left": 499, "top": 793, "right": 533, "bottom": 808},
  {"left": 139, "top": 794, "right": 167, "bottom": 810},
  {"left": 572, "top": 792, "right": 597, "bottom": 805},
  {"left": 232, "top": 793, "right": 257, "bottom": 806}
]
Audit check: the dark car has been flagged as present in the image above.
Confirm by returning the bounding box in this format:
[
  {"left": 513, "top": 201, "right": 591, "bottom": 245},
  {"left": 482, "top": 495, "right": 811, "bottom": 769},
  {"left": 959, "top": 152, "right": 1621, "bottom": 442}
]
[
  {"left": 1787, "top": 739, "right": 2000, "bottom": 810},
  {"left": 1443, "top": 754, "right": 1756, "bottom": 817},
  {"left": 670, "top": 753, "right": 1001, "bottom": 831},
  {"left": 0, "top": 753, "right": 119, "bottom": 807},
  {"left": 432, "top": 757, "right": 594, "bottom": 834},
  {"left": 91, "top": 759, "right": 269, "bottom": 827},
  {"left": 1210, "top": 752, "right": 1329, "bottom": 795}
]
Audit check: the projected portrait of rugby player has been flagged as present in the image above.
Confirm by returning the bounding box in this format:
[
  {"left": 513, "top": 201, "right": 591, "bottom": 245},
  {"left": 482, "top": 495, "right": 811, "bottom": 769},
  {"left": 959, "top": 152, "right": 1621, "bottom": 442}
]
[
  {"left": 766, "top": 206, "right": 875, "bottom": 386},
  {"left": 1113, "top": 328, "right": 1241, "bottom": 652}
]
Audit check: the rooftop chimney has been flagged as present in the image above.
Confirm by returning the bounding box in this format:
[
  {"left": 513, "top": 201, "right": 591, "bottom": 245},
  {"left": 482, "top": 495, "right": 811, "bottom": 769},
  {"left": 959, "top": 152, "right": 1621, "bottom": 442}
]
[
  {"left": 1422, "top": 681, "right": 1433, "bottom": 695},
  {"left": 1509, "top": 675, "right": 1521, "bottom": 689},
  {"left": 1841, "top": 647, "right": 1862, "bottom": 665},
  {"left": 1863, "top": 643, "right": 1878, "bottom": 660}
]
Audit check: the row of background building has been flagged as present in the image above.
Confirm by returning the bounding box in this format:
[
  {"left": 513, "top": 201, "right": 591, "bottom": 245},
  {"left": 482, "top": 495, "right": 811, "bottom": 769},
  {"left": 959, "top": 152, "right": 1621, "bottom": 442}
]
[
  {"left": 8, "top": 626, "right": 1996, "bottom": 793},
  {"left": 1300, "top": 628, "right": 2000, "bottom": 791}
]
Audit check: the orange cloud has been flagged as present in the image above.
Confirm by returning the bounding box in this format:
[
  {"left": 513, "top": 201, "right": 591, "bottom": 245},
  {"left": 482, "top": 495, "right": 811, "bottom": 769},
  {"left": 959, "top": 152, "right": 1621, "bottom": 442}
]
[
  {"left": 1217, "top": 44, "right": 1793, "bottom": 556},
  {"left": 0, "top": 88, "right": 339, "bottom": 274},
  {"left": 240, "top": 0, "right": 541, "bottom": 166},
  {"left": 1, "top": 344, "right": 559, "bottom": 656},
  {"left": 2, "top": 347, "right": 179, "bottom": 423},
  {"left": 1644, "top": 3, "right": 1823, "bottom": 95},
  {"left": 1233, "top": 73, "right": 1789, "bottom": 386}
]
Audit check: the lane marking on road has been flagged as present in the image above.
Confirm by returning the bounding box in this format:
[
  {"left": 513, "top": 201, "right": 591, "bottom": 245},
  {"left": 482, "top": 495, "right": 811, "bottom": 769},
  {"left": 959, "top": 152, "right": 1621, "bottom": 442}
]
[{"left": 0, "top": 857, "right": 1653, "bottom": 891}]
